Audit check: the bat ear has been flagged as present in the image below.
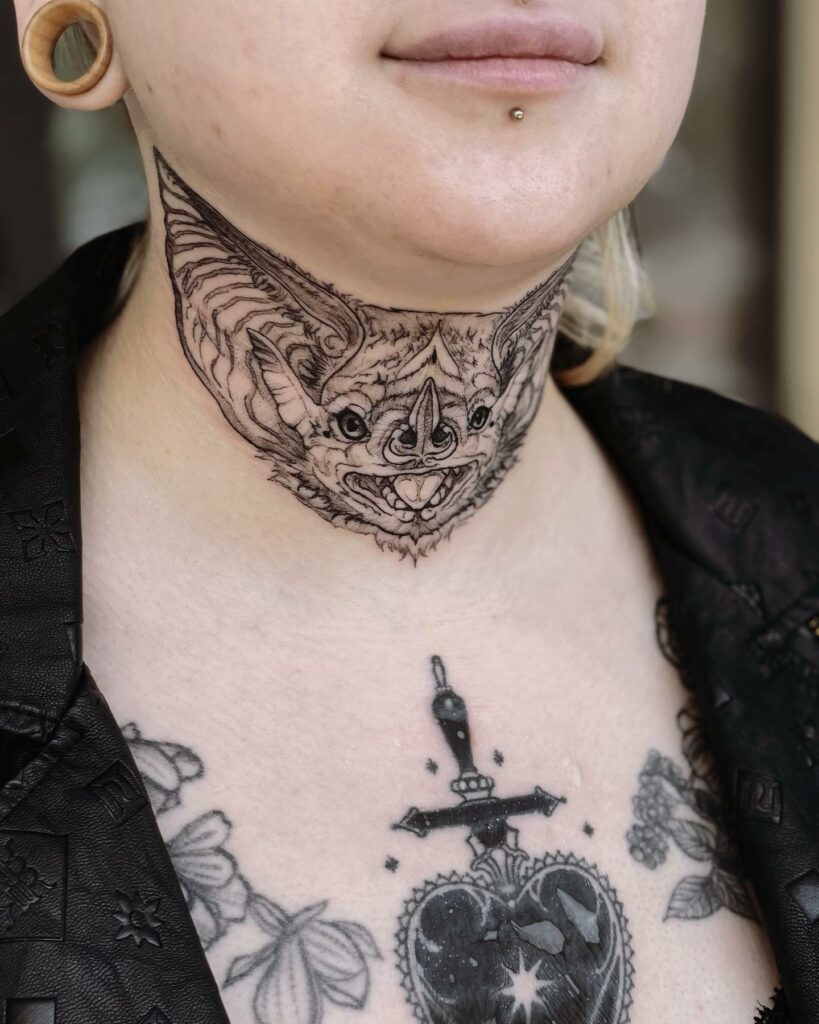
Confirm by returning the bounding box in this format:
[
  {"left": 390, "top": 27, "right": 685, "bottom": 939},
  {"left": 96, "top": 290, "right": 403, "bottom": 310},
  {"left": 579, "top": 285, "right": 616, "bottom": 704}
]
[
  {"left": 155, "top": 150, "right": 363, "bottom": 447},
  {"left": 247, "top": 329, "right": 328, "bottom": 440},
  {"left": 490, "top": 255, "right": 574, "bottom": 390}
]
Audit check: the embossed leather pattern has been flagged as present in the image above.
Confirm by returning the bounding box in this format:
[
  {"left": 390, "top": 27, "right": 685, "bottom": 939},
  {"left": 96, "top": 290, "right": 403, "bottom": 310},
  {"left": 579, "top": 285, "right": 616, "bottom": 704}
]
[
  {"left": 0, "top": 228, "right": 815, "bottom": 1021},
  {"left": 0, "top": 232, "right": 229, "bottom": 1024}
]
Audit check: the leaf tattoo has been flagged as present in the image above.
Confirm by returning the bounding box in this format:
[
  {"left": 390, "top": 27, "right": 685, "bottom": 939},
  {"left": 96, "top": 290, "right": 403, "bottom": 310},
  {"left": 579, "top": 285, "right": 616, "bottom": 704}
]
[
  {"left": 625, "top": 700, "right": 757, "bottom": 922},
  {"left": 226, "top": 895, "right": 381, "bottom": 1024},
  {"left": 122, "top": 721, "right": 203, "bottom": 814},
  {"left": 123, "top": 725, "right": 381, "bottom": 1023},
  {"left": 166, "top": 810, "right": 250, "bottom": 949}
]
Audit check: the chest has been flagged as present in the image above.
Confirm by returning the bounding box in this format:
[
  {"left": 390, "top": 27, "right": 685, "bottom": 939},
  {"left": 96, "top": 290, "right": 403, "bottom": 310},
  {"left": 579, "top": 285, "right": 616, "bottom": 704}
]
[{"left": 84, "top": 572, "right": 777, "bottom": 1024}]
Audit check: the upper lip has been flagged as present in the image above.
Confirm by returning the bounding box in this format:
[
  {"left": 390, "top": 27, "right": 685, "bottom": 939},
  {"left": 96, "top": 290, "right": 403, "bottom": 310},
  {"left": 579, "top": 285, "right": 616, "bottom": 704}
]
[{"left": 383, "top": 15, "right": 603, "bottom": 64}]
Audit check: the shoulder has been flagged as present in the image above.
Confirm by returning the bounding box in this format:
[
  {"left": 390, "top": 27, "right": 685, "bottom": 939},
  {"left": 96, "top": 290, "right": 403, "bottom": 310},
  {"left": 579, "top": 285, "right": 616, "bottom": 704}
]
[{"left": 562, "top": 357, "right": 818, "bottom": 587}]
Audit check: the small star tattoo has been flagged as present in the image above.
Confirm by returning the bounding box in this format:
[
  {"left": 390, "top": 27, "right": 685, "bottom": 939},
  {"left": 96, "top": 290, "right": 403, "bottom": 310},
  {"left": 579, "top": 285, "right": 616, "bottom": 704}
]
[
  {"left": 493, "top": 750, "right": 505, "bottom": 767},
  {"left": 426, "top": 759, "right": 439, "bottom": 775},
  {"left": 583, "top": 822, "right": 594, "bottom": 837},
  {"left": 385, "top": 857, "right": 399, "bottom": 873}
]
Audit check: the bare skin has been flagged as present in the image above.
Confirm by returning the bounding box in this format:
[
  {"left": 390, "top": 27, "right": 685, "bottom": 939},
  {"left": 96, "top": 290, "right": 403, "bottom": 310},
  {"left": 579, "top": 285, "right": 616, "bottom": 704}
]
[
  {"left": 15, "top": 0, "right": 780, "bottom": 1018},
  {"left": 78, "top": 289, "right": 779, "bottom": 1021},
  {"left": 156, "top": 152, "right": 574, "bottom": 559}
]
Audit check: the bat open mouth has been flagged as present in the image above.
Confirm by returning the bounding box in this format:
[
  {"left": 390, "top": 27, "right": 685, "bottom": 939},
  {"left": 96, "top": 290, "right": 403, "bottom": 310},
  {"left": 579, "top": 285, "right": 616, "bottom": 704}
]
[{"left": 345, "top": 463, "right": 477, "bottom": 523}]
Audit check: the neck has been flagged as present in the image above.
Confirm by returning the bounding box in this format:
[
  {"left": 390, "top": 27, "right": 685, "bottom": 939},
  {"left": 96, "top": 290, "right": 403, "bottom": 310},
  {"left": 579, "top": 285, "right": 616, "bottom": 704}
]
[{"left": 80, "top": 153, "right": 598, "bottom": 583}]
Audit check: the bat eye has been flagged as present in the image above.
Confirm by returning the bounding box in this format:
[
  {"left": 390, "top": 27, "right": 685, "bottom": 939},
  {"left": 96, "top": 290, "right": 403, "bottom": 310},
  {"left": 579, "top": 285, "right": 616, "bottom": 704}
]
[
  {"left": 468, "top": 405, "right": 492, "bottom": 432},
  {"left": 335, "top": 408, "right": 370, "bottom": 441}
]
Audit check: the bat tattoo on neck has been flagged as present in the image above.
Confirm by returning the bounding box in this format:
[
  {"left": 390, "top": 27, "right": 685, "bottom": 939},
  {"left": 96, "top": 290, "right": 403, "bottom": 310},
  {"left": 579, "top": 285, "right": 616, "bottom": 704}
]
[{"left": 156, "top": 151, "right": 574, "bottom": 559}]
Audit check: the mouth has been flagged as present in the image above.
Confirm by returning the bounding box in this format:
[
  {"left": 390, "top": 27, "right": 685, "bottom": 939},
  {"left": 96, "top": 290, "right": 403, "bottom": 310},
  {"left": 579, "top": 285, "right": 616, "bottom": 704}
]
[
  {"left": 345, "top": 464, "right": 476, "bottom": 523},
  {"left": 382, "top": 15, "right": 603, "bottom": 94}
]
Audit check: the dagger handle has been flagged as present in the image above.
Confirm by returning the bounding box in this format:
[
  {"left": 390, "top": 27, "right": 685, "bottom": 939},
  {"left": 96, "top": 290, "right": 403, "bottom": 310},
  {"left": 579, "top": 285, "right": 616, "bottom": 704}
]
[{"left": 430, "top": 656, "right": 475, "bottom": 774}]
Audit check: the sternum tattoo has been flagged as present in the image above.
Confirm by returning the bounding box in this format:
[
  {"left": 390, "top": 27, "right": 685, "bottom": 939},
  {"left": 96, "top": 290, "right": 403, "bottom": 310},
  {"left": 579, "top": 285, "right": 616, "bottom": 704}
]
[
  {"left": 395, "top": 655, "right": 565, "bottom": 882},
  {"left": 394, "top": 657, "right": 634, "bottom": 1024}
]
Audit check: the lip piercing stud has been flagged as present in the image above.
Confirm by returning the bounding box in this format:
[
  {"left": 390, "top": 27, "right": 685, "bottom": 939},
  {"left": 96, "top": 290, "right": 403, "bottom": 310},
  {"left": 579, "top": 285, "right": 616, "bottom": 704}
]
[{"left": 509, "top": 107, "right": 525, "bottom": 121}]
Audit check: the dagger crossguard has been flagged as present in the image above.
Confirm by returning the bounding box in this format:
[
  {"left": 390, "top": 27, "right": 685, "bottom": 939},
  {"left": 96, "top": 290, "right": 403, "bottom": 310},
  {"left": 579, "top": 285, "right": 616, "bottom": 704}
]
[{"left": 394, "top": 657, "right": 566, "bottom": 858}]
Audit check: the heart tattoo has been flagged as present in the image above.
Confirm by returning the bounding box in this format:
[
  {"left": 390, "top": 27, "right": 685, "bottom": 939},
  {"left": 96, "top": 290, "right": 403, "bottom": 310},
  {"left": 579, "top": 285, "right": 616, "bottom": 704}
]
[
  {"left": 156, "top": 152, "right": 574, "bottom": 559},
  {"left": 394, "top": 658, "right": 634, "bottom": 1024}
]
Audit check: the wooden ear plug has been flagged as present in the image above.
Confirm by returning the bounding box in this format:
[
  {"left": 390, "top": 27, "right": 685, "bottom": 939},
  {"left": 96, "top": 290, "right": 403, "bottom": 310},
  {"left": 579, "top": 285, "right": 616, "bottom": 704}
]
[{"left": 21, "top": 0, "right": 112, "bottom": 96}]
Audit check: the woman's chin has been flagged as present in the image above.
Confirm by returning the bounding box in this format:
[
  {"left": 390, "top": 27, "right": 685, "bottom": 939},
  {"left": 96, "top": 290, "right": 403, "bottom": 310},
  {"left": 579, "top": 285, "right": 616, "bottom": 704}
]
[{"left": 388, "top": 201, "right": 593, "bottom": 274}]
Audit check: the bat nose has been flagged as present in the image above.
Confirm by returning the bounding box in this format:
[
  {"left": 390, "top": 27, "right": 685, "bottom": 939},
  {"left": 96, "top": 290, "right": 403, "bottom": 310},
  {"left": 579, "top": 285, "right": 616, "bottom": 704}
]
[{"left": 386, "top": 379, "right": 457, "bottom": 464}]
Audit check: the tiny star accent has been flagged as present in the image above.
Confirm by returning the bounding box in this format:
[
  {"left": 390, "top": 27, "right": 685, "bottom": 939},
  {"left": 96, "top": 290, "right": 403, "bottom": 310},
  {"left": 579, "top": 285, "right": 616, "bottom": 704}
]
[{"left": 385, "top": 857, "right": 399, "bottom": 873}]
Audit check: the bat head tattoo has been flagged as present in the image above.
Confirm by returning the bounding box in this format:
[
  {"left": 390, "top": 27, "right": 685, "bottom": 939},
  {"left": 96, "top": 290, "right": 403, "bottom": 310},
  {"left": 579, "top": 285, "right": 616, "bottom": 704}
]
[{"left": 157, "top": 152, "right": 573, "bottom": 558}]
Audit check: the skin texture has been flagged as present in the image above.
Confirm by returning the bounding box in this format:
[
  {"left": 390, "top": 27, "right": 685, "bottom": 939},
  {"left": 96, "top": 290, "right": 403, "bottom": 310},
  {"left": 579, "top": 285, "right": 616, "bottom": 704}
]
[
  {"left": 157, "top": 152, "right": 573, "bottom": 556},
  {"left": 116, "top": 628, "right": 780, "bottom": 1024},
  {"left": 17, "top": 0, "right": 707, "bottom": 306},
  {"left": 12, "top": 3, "right": 786, "bottom": 1023},
  {"left": 15, "top": 0, "right": 707, "bottom": 554}
]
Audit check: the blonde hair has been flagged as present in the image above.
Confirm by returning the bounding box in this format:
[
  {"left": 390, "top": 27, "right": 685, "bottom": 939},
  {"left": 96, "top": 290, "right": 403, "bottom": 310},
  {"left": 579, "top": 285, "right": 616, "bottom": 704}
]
[{"left": 556, "top": 208, "right": 655, "bottom": 386}]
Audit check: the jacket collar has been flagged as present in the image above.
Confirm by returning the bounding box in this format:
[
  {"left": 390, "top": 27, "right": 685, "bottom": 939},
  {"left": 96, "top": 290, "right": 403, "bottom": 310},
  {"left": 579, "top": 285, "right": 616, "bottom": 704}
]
[{"left": 2, "top": 227, "right": 818, "bottom": 1019}]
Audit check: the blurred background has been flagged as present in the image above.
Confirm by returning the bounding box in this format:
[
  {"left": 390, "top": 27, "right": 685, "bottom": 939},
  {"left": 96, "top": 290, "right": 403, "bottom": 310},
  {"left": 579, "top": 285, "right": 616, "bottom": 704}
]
[{"left": 1, "top": 3, "right": 817, "bottom": 436}]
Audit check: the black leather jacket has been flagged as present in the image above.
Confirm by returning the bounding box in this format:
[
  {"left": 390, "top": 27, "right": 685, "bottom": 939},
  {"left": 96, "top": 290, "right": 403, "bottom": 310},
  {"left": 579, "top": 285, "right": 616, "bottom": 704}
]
[{"left": 0, "top": 228, "right": 816, "bottom": 1023}]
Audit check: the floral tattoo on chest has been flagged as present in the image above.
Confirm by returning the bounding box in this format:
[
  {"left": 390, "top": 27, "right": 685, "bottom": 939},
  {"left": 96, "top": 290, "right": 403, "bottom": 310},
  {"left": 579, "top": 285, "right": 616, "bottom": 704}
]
[
  {"left": 122, "top": 721, "right": 380, "bottom": 1024},
  {"left": 119, "top": 602, "right": 782, "bottom": 1023},
  {"left": 156, "top": 151, "right": 573, "bottom": 559},
  {"left": 625, "top": 598, "right": 757, "bottom": 922}
]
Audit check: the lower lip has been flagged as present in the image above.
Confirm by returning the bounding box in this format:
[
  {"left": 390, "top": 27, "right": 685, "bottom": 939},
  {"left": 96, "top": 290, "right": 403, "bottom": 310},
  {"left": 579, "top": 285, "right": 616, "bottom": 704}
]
[{"left": 385, "top": 56, "right": 588, "bottom": 93}]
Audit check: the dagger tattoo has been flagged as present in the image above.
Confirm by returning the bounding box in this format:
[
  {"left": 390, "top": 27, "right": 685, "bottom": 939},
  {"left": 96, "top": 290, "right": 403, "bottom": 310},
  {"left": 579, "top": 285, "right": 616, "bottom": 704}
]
[
  {"left": 395, "top": 656, "right": 565, "bottom": 856},
  {"left": 393, "top": 657, "right": 634, "bottom": 1024}
]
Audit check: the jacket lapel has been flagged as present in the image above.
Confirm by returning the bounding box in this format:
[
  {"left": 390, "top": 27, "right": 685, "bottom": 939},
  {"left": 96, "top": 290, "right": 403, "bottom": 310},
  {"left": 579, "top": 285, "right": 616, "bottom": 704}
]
[
  {"left": 0, "top": 229, "right": 231, "bottom": 1022},
  {"left": 564, "top": 361, "right": 819, "bottom": 1023},
  {"left": 3, "top": 230, "right": 818, "bottom": 1021}
]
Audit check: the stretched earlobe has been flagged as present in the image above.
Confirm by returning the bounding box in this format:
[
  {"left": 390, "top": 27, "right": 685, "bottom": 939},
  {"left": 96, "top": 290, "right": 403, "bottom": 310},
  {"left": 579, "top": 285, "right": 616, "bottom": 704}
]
[{"left": 20, "top": 0, "right": 128, "bottom": 109}]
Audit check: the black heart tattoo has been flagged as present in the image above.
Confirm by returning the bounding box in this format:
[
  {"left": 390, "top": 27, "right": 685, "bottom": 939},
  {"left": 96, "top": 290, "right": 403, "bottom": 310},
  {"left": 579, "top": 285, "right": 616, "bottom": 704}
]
[
  {"left": 398, "top": 854, "right": 633, "bottom": 1024},
  {"left": 393, "top": 658, "right": 635, "bottom": 1024}
]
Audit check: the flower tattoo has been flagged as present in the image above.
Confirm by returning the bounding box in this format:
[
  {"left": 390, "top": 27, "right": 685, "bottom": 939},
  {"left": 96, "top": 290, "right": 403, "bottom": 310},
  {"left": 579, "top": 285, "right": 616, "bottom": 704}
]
[
  {"left": 626, "top": 703, "right": 756, "bottom": 921},
  {"left": 123, "top": 724, "right": 381, "bottom": 1023}
]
